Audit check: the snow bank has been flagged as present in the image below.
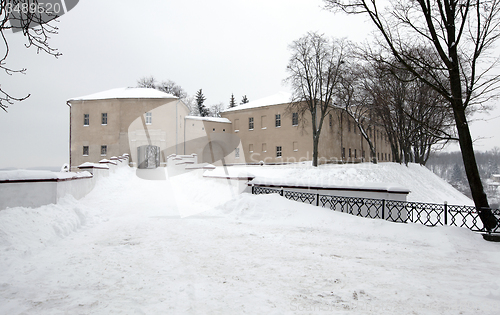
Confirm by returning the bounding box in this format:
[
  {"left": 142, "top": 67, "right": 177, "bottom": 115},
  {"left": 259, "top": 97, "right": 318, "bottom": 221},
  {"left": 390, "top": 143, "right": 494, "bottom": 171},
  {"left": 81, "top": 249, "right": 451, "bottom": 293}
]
[
  {"left": 206, "top": 162, "right": 473, "bottom": 205},
  {"left": 0, "top": 195, "right": 91, "bottom": 262}
]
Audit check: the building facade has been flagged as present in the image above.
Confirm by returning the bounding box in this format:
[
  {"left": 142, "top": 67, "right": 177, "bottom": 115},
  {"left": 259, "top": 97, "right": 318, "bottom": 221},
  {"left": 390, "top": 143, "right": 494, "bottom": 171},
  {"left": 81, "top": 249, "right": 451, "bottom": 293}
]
[
  {"left": 68, "top": 89, "right": 392, "bottom": 169},
  {"left": 220, "top": 92, "right": 392, "bottom": 165},
  {"left": 68, "top": 87, "right": 189, "bottom": 171}
]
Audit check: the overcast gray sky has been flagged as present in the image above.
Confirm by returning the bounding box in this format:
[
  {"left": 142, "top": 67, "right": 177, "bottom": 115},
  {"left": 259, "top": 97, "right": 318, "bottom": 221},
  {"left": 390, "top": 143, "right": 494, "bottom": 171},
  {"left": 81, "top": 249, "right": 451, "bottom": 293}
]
[{"left": 0, "top": 0, "right": 498, "bottom": 169}]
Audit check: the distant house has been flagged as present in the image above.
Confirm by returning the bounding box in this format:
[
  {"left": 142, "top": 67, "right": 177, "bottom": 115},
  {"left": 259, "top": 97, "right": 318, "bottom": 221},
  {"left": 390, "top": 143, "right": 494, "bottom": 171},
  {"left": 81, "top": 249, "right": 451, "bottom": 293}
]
[
  {"left": 67, "top": 87, "right": 189, "bottom": 171},
  {"left": 491, "top": 174, "right": 500, "bottom": 184}
]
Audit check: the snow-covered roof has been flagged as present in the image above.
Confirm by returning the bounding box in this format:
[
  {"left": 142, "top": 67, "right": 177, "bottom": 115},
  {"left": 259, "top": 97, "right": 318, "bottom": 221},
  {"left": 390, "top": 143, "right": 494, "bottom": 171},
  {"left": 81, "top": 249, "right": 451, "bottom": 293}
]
[
  {"left": 68, "top": 87, "right": 177, "bottom": 102},
  {"left": 186, "top": 116, "right": 232, "bottom": 124},
  {"left": 223, "top": 92, "right": 292, "bottom": 113}
]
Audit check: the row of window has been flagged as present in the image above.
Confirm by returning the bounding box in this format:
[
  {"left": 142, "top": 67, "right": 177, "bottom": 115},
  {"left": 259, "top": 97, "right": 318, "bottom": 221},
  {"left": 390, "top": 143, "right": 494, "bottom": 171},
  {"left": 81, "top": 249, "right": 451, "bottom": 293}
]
[
  {"left": 83, "top": 112, "right": 152, "bottom": 126},
  {"left": 235, "top": 144, "right": 390, "bottom": 160},
  {"left": 246, "top": 113, "right": 299, "bottom": 130},
  {"left": 235, "top": 142, "right": 298, "bottom": 158},
  {"left": 82, "top": 145, "right": 108, "bottom": 156}
]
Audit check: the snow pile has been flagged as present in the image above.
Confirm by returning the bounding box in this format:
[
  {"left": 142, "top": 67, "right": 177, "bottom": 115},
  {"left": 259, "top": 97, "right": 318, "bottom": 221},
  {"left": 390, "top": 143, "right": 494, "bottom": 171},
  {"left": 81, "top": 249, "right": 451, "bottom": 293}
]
[
  {"left": 0, "top": 196, "right": 91, "bottom": 261},
  {"left": 206, "top": 162, "right": 473, "bottom": 205}
]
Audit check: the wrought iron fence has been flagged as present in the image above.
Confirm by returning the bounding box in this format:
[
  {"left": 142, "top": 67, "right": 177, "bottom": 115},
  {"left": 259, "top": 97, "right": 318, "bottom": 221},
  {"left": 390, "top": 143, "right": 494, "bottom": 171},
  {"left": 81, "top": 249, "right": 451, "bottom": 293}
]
[{"left": 251, "top": 185, "right": 500, "bottom": 234}]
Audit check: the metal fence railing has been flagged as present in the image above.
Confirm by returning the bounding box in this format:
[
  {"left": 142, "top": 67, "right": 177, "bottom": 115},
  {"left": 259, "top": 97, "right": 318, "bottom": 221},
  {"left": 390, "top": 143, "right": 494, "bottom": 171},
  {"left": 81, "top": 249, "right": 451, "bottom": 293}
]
[{"left": 251, "top": 185, "right": 500, "bottom": 234}]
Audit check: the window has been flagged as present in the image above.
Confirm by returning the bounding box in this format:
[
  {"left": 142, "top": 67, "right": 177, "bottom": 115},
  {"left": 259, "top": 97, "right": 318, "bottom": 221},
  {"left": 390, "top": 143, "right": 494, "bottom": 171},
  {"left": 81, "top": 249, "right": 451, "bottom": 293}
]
[
  {"left": 83, "top": 114, "right": 89, "bottom": 126},
  {"left": 101, "top": 145, "right": 107, "bottom": 156},
  {"left": 348, "top": 121, "right": 351, "bottom": 132},
  {"left": 249, "top": 117, "right": 254, "bottom": 130},
  {"left": 234, "top": 119, "right": 240, "bottom": 131},
  {"left": 349, "top": 148, "right": 352, "bottom": 158},
  {"left": 276, "top": 146, "right": 282, "bottom": 157},
  {"left": 362, "top": 150, "right": 366, "bottom": 158},
  {"left": 342, "top": 147, "right": 345, "bottom": 158},
  {"left": 275, "top": 114, "right": 281, "bottom": 127},
  {"left": 261, "top": 115, "right": 266, "bottom": 129},
  {"left": 145, "top": 112, "right": 152, "bottom": 125},
  {"left": 83, "top": 146, "right": 89, "bottom": 156},
  {"left": 329, "top": 114, "right": 333, "bottom": 128},
  {"left": 213, "top": 128, "right": 216, "bottom": 132},
  {"left": 101, "top": 113, "right": 107, "bottom": 125},
  {"left": 355, "top": 149, "right": 357, "bottom": 159},
  {"left": 249, "top": 144, "right": 254, "bottom": 152},
  {"left": 293, "top": 141, "right": 298, "bottom": 152},
  {"left": 235, "top": 148, "right": 240, "bottom": 158},
  {"left": 223, "top": 129, "right": 225, "bottom": 132},
  {"left": 262, "top": 143, "right": 267, "bottom": 152},
  {"left": 292, "top": 113, "right": 298, "bottom": 126}
]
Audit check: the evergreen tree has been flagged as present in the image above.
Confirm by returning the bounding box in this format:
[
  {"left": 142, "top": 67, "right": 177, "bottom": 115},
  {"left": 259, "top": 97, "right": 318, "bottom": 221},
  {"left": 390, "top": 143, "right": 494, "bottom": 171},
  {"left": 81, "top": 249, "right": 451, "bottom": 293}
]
[
  {"left": 241, "top": 95, "right": 249, "bottom": 104},
  {"left": 229, "top": 94, "right": 237, "bottom": 108},
  {"left": 195, "top": 89, "right": 209, "bottom": 117}
]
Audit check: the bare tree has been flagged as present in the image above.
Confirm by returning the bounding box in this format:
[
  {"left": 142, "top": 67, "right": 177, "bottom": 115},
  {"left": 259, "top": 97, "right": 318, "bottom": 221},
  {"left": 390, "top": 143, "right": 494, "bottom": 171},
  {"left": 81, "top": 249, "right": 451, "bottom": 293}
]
[
  {"left": 209, "top": 102, "right": 225, "bottom": 118},
  {"left": 0, "top": 0, "right": 62, "bottom": 112},
  {"left": 136, "top": 76, "right": 157, "bottom": 89},
  {"left": 285, "top": 32, "right": 348, "bottom": 166},
  {"left": 157, "top": 80, "right": 187, "bottom": 99},
  {"left": 334, "top": 60, "right": 378, "bottom": 162},
  {"left": 362, "top": 56, "right": 455, "bottom": 165},
  {"left": 324, "top": 0, "right": 500, "bottom": 230}
]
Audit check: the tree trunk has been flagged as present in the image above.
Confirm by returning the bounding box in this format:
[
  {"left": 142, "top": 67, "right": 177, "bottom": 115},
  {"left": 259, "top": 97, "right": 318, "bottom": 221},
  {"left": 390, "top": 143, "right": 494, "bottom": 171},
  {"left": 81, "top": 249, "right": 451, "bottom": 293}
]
[
  {"left": 454, "top": 108, "right": 498, "bottom": 230},
  {"left": 312, "top": 133, "right": 319, "bottom": 167}
]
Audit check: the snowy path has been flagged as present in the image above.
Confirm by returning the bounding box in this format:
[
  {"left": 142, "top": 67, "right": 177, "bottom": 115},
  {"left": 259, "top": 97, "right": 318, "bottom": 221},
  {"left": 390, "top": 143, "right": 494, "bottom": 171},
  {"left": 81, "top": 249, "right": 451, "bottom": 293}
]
[{"left": 1, "top": 167, "right": 500, "bottom": 314}]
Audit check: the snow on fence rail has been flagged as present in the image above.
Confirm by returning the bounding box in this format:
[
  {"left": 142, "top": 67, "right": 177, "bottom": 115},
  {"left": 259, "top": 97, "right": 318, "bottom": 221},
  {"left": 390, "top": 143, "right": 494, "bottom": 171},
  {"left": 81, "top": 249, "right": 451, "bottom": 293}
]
[{"left": 251, "top": 185, "right": 500, "bottom": 234}]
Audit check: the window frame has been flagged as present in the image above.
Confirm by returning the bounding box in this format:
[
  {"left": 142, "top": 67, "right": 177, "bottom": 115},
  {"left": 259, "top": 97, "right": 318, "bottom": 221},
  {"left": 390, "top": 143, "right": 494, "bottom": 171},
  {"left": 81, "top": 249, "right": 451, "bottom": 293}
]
[
  {"left": 276, "top": 146, "right": 282, "bottom": 158},
  {"left": 275, "top": 114, "right": 281, "bottom": 128},
  {"left": 292, "top": 113, "right": 298, "bottom": 126},
  {"left": 83, "top": 146, "right": 89, "bottom": 156},
  {"left": 83, "top": 114, "right": 89, "bottom": 126},
  {"left": 101, "top": 113, "right": 108, "bottom": 125},
  {"left": 249, "top": 117, "right": 254, "bottom": 130},
  {"left": 145, "top": 112, "right": 152, "bottom": 125},
  {"left": 101, "top": 145, "right": 107, "bottom": 156}
]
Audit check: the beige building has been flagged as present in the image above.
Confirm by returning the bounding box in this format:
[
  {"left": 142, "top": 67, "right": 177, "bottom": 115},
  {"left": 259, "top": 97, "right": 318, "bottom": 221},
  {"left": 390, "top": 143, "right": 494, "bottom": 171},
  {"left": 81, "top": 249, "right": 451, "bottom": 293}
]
[
  {"left": 67, "top": 87, "right": 189, "bottom": 171},
  {"left": 220, "top": 92, "right": 392, "bottom": 165},
  {"left": 68, "top": 89, "right": 392, "bottom": 169}
]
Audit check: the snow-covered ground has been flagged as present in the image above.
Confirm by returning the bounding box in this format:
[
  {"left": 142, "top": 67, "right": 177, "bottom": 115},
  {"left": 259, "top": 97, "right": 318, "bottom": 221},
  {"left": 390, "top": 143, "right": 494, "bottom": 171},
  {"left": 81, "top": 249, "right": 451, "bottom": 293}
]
[
  {"left": 1, "top": 164, "right": 499, "bottom": 314},
  {"left": 207, "top": 162, "right": 474, "bottom": 205}
]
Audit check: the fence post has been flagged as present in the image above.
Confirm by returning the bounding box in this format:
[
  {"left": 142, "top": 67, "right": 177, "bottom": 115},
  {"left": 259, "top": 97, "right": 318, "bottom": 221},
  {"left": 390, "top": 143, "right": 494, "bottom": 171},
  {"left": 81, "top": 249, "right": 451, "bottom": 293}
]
[
  {"left": 382, "top": 199, "right": 386, "bottom": 220},
  {"left": 316, "top": 193, "right": 320, "bottom": 207},
  {"left": 444, "top": 201, "right": 448, "bottom": 225},
  {"left": 280, "top": 187, "right": 283, "bottom": 196}
]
